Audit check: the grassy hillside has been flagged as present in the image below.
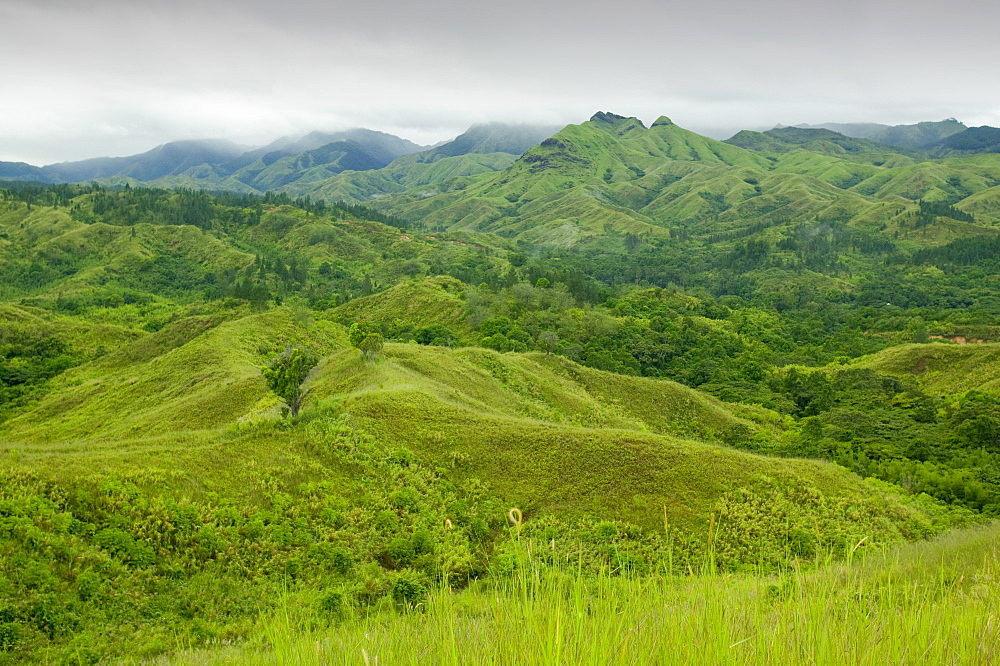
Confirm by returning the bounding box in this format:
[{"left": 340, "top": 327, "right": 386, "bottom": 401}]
[
  {"left": 0, "top": 300, "right": 932, "bottom": 539},
  {"left": 310, "top": 343, "right": 916, "bottom": 532},
  {"left": 329, "top": 275, "right": 474, "bottom": 338},
  {"left": 282, "top": 152, "right": 519, "bottom": 204},
  {"left": 353, "top": 113, "right": 1000, "bottom": 275},
  {"left": 854, "top": 342, "right": 1000, "bottom": 395},
  {"left": 799, "top": 119, "right": 968, "bottom": 151},
  {"left": 0, "top": 188, "right": 520, "bottom": 329},
  {"left": 726, "top": 127, "right": 918, "bottom": 162},
  {"left": 2, "top": 307, "right": 346, "bottom": 444},
  {"left": 167, "top": 522, "right": 1000, "bottom": 666},
  {"left": 342, "top": 113, "right": 1000, "bottom": 308},
  {"left": 2, "top": 159, "right": 997, "bottom": 662},
  {"left": 5, "top": 130, "right": 1000, "bottom": 662},
  {"left": 2, "top": 295, "right": 962, "bottom": 661},
  {"left": 0, "top": 302, "right": 142, "bottom": 356}
]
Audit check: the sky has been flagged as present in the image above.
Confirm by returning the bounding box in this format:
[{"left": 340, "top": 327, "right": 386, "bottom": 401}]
[{"left": 2, "top": 0, "right": 998, "bottom": 165}]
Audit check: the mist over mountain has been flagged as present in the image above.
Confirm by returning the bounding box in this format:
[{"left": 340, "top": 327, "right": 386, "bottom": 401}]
[
  {"left": 4, "top": 116, "right": 998, "bottom": 196},
  {"left": 227, "top": 128, "right": 427, "bottom": 171},
  {"left": 724, "top": 127, "right": 917, "bottom": 158},
  {"left": 43, "top": 139, "right": 250, "bottom": 183},
  {"left": 793, "top": 119, "right": 968, "bottom": 152},
  {"left": 397, "top": 123, "right": 560, "bottom": 164},
  {"left": 0, "top": 129, "right": 429, "bottom": 187}
]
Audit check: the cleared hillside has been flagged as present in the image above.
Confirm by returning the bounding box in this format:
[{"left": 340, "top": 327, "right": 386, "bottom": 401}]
[
  {"left": 854, "top": 342, "right": 1000, "bottom": 395},
  {"left": 0, "top": 304, "right": 930, "bottom": 538}
]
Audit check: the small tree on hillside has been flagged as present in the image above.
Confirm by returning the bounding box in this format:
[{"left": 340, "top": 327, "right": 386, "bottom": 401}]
[
  {"left": 358, "top": 332, "right": 384, "bottom": 361},
  {"left": 538, "top": 331, "right": 559, "bottom": 355},
  {"left": 263, "top": 346, "right": 318, "bottom": 417},
  {"left": 349, "top": 322, "right": 384, "bottom": 361},
  {"left": 348, "top": 321, "right": 377, "bottom": 347}
]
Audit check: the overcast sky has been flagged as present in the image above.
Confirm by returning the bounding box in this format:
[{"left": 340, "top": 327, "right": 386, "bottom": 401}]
[{"left": 2, "top": 0, "right": 998, "bottom": 165}]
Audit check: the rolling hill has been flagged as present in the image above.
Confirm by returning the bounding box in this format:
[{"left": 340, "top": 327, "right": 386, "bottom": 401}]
[
  {"left": 0, "top": 302, "right": 931, "bottom": 538},
  {"left": 853, "top": 342, "right": 1000, "bottom": 396},
  {"left": 0, "top": 172, "right": 993, "bottom": 662}
]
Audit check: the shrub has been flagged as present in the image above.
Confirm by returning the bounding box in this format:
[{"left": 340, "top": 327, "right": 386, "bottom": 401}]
[
  {"left": 391, "top": 571, "right": 427, "bottom": 607},
  {"left": 331, "top": 547, "right": 353, "bottom": 575},
  {"left": 318, "top": 590, "right": 346, "bottom": 619},
  {"left": 386, "top": 538, "right": 415, "bottom": 567},
  {"left": 0, "top": 622, "right": 22, "bottom": 652}
]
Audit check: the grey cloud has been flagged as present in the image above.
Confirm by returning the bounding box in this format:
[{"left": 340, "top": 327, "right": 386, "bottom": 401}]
[{"left": 1, "top": 0, "right": 998, "bottom": 164}]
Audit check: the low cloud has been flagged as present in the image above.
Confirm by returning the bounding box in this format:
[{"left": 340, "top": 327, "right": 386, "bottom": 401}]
[{"left": 2, "top": 0, "right": 998, "bottom": 164}]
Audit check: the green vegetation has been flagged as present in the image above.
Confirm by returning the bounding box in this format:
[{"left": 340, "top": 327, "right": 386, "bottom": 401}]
[
  {"left": 3, "top": 108, "right": 1000, "bottom": 662},
  {"left": 164, "top": 523, "right": 1000, "bottom": 665},
  {"left": 263, "top": 347, "right": 319, "bottom": 416}
]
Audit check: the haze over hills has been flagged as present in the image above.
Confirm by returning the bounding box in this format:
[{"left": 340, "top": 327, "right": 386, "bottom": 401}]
[
  {"left": 788, "top": 118, "right": 1000, "bottom": 156},
  {"left": 395, "top": 123, "right": 562, "bottom": 164},
  {"left": 41, "top": 139, "right": 250, "bottom": 183},
  {"left": 0, "top": 124, "right": 555, "bottom": 189}
]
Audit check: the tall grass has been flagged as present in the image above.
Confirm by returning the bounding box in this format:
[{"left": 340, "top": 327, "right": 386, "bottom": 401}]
[{"left": 163, "top": 523, "right": 999, "bottom": 665}]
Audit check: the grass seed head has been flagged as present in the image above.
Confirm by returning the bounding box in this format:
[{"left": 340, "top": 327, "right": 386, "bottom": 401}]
[{"left": 508, "top": 508, "right": 523, "bottom": 528}]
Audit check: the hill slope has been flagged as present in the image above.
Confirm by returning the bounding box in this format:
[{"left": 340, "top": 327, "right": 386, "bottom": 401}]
[
  {"left": 854, "top": 342, "right": 1000, "bottom": 396},
  {"left": 0, "top": 299, "right": 935, "bottom": 543}
]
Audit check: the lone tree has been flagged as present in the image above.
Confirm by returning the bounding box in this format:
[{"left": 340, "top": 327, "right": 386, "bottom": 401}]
[
  {"left": 262, "top": 346, "right": 318, "bottom": 417},
  {"left": 349, "top": 322, "right": 384, "bottom": 361},
  {"left": 358, "top": 332, "right": 384, "bottom": 361}
]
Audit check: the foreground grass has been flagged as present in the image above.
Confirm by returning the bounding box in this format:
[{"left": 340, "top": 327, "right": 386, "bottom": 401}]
[{"left": 163, "top": 524, "right": 999, "bottom": 665}]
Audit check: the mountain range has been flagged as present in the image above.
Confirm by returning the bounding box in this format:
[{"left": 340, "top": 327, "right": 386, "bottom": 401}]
[
  {"left": 789, "top": 118, "right": 1000, "bottom": 155},
  {"left": 6, "top": 117, "right": 1000, "bottom": 200},
  {"left": 0, "top": 123, "right": 560, "bottom": 192}
]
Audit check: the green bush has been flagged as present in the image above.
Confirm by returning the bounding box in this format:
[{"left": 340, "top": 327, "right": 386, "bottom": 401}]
[
  {"left": 318, "top": 590, "right": 346, "bottom": 619},
  {"left": 0, "top": 622, "right": 22, "bottom": 652},
  {"left": 391, "top": 571, "right": 427, "bottom": 607}
]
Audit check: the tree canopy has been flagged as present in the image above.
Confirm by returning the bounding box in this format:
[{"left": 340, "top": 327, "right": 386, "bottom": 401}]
[{"left": 262, "top": 346, "right": 318, "bottom": 417}]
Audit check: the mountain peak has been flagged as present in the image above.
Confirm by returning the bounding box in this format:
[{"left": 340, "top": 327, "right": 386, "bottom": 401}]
[
  {"left": 588, "top": 112, "right": 646, "bottom": 136},
  {"left": 651, "top": 116, "right": 674, "bottom": 127},
  {"left": 589, "top": 111, "right": 632, "bottom": 125}
]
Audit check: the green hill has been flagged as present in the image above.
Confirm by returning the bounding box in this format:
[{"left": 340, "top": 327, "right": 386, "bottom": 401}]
[
  {"left": 2, "top": 308, "right": 342, "bottom": 443},
  {"left": 726, "top": 127, "right": 917, "bottom": 162},
  {"left": 282, "top": 152, "right": 519, "bottom": 204},
  {"left": 372, "top": 112, "right": 1000, "bottom": 258},
  {"left": 1, "top": 302, "right": 930, "bottom": 539},
  {"left": 0, "top": 188, "right": 517, "bottom": 327},
  {"left": 933, "top": 126, "right": 1000, "bottom": 157},
  {"left": 0, "top": 311, "right": 952, "bottom": 661},
  {"left": 0, "top": 176, "right": 991, "bottom": 664},
  {"left": 329, "top": 275, "right": 474, "bottom": 337},
  {"left": 853, "top": 342, "right": 1000, "bottom": 396},
  {"left": 309, "top": 343, "right": 929, "bottom": 531},
  {"left": 0, "top": 302, "right": 142, "bottom": 356}
]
